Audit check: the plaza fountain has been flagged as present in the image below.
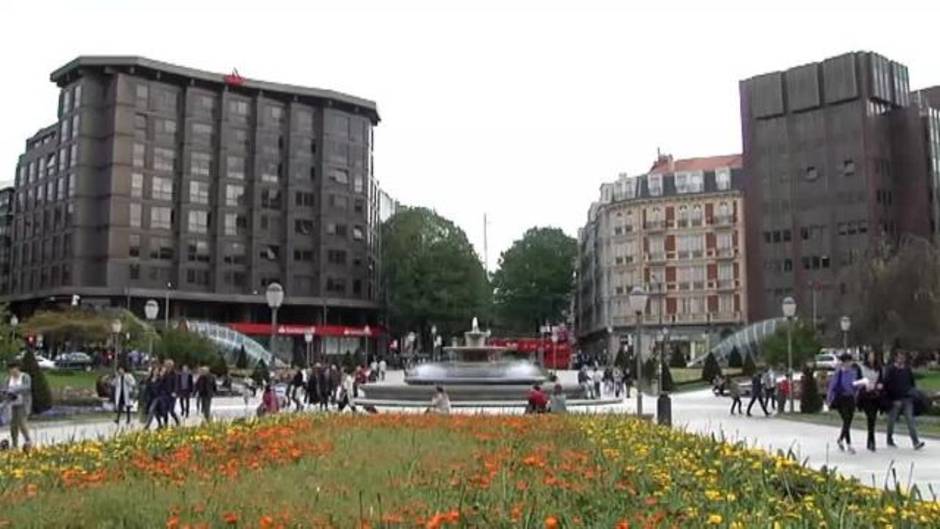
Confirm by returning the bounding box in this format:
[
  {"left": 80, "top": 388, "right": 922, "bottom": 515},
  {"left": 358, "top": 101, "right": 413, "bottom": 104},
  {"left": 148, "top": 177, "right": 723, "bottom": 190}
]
[{"left": 354, "top": 318, "right": 622, "bottom": 409}]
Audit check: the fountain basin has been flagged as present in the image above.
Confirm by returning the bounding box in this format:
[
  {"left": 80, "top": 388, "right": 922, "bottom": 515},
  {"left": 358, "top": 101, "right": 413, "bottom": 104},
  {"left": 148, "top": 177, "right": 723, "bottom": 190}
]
[{"left": 405, "top": 360, "right": 546, "bottom": 385}]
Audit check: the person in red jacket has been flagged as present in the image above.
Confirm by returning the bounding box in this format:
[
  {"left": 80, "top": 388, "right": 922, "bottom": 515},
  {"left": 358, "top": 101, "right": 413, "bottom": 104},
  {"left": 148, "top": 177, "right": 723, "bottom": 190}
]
[
  {"left": 258, "top": 384, "right": 280, "bottom": 417},
  {"left": 526, "top": 384, "right": 549, "bottom": 413}
]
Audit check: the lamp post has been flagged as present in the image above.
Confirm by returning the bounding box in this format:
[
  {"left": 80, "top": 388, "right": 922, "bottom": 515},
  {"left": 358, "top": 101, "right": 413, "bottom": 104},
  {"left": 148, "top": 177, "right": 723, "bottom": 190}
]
[
  {"left": 144, "top": 299, "right": 159, "bottom": 359},
  {"left": 782, "top": 296, "right": 797, "bottom": 413},
  {"left": 304, "top": 328, "right": 314, "bottom": 366},
  {"left": 628, "top": 286, "right": 649, "bottom": 416},
  {"left": 266, "top": 282, "right": 284, "bottom": 359},
  {"left": 840, "top": 315, "right": 851, "bottom": 353},
  {"left": 657, "top": 326, "right": 671, "bottom": 426},
  {"left": 111, "top": 318, "right": 123, "bottom": 373},
  {"left": 9, "top": 315, "right": 17, "bottom": 341},
  {"left": 430, "top": 325, "right": 437, "bottom": 361},
  {"left": 164, "top": 282, "right": 172, "bottom": 328},
  {"left": 550, "top": 331, "right": 559, "bottom": 373}
]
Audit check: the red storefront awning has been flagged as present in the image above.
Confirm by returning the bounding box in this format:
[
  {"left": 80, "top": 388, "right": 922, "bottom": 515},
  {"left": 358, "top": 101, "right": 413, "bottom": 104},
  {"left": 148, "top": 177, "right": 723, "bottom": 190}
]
[{"left": 226, "top": 322, "right": 383, "bottom": 337}]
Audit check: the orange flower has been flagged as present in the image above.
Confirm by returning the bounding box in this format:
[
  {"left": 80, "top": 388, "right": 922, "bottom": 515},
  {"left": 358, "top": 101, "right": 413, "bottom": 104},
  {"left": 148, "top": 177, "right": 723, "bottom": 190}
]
[
  {"left": 444, "top": 510, "right": 460, "bottom": 523},
  {"left": 259, "top": 515, "right": 275, "bottom": 529},
  {"left": 166, "top": 515, "right": 180, "bottom": 529},
  {"left": 222, "top": 512, "right": 239, "bottom": 525},
  {"left": 545, "top": 515, "right": 560, "bottom": 529},
  {"left": 615, "top": 521, "right": 630, "bottom": 529}
]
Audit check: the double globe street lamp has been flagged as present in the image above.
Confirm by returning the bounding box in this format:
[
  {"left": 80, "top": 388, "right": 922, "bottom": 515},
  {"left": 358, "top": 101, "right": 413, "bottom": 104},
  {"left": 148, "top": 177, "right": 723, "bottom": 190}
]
[
  {"left": 628, "top": 286, "right": 649, "bottom": 417},
  {"left": 840, "top": 315, "right": 852, "bottom": 352},
  {"left": 144, "top": 299, "right": 159, "bottom": 358},
  {"left": 111, "top": 318, "right": 123, "bottom": 372},
  {"left": 266, "top": 282, "right": 284, "bottom": 359}
]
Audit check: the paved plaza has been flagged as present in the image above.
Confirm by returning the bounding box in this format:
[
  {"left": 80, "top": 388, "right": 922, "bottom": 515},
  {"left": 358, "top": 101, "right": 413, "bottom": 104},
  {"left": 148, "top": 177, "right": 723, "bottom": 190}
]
[{"left": 17, "top": 370, "right": 940, "bottom": 495}]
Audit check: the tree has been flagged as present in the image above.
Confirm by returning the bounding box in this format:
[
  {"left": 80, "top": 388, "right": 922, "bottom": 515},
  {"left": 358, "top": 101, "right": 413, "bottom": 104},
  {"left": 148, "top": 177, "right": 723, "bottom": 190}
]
[
  {"left": 800, "top": 366, "right": 824, "bottom": 414},
  {"left": 155, "top": 327, "right": 219, "bottom": 368},
  {"left": 235, "top": 346, "right": 249, "bottom": 369},
  {"left": 251, "top": 360, "right": 270, "bottom": 386},
  {"left": 22, "top": 308, "right": 156, "bottom": 356},
  {"left": 22, "top": 350, "right": 52, "bottom": 414},
  {"left": 728, "top": 347, "right": 743, "bottom": 368},
  {"left": 668, "top": 345, "right": 686, "bottom": 368},
  {"left": 382, "top": 207, "right": 492, "bottom": 342},
  {"left": 760, "top": 320, "right": 821, "bottom": 370},
  {"left": 210, "top": 353, "right": 229, "bottom": 378},
  {"left": 491, "top": 227, "right": 577, "bottom": 333},
  {"left": 701, "top": 352, "right": 722, "bottom": 383},
  {"left": 742, "top": 353, "right": 757, "bottom": 377}
]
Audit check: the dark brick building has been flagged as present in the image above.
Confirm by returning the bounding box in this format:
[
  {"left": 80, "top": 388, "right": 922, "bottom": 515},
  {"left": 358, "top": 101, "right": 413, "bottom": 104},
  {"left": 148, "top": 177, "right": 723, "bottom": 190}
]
[
  {"left": 5, "top": 56, "right": 382, "bottom": 329},
  {"left": 740, "top": 51, "right": 940, "bottom": 330}
]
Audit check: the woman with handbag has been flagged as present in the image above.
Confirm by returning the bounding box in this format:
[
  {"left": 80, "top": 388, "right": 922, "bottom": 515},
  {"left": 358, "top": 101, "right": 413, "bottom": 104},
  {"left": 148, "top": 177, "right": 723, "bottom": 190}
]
[
  {"left": 826, "top": 353, "right": 859, "bottom": 454},
  {"left": 856, "top": 352, "right": 883, "bottom": 452}
]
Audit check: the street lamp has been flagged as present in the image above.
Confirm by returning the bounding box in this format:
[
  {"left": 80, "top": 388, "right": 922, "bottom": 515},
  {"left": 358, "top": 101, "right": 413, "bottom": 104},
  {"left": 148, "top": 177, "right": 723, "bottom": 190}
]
[
  {"left": 164, "top": 282, "right": 172, "bottom": 328},
  {"left": 304, "top": 328, "right": 314, "bottom": 366},
  {"left": 657, "top": 326, "right": 671, "bottom": 426},
  {"left": 111, "top": 318, "right": 123, "bottom": 372},
  {"left": 550, "top": 331, "right": 559, "bottom": 373},
  {"left": 9, "top": 315, "right": 17, "bottom": 341},
  {"left": 266, "top": 282, "right": 284, "bottom": 359},
  {"left": 782, "top": 296, "right": 797, "bottom": 413},
  {"left": 628, "top": 286, "right": 649, "bottom": 416},
  {"left": 840, "top": 315, "right": 851, "bottom": 353},
  {"left": 144, "top": 299, "right": 159, "bottom": 359},
  {"left": 430, "top": 325, "right": 437, "bottom": 360}
]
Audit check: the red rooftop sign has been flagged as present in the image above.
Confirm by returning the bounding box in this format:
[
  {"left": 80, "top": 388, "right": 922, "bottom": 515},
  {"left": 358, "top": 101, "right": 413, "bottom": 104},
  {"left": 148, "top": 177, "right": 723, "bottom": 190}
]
[{"left": 224, "top": 68, "right": 245, "bottom": 87}]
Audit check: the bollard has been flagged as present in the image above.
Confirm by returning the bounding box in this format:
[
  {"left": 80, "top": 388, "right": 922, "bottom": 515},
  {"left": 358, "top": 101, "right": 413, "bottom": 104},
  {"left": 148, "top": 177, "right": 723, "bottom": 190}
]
[{"left": 657, "top": 393, "right": 672, "bottom": 427}]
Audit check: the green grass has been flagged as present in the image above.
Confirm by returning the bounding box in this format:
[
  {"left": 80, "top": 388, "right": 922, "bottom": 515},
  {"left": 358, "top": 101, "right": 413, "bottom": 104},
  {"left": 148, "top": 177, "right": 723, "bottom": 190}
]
[
  {"left": 914, "top": 370, "right": 940, "bottom": 392},
  {"left": 44, "top": 369, "right": 103, "bottom": 391},
  {"left": 780, "top": 410, "right": 940, "bottom": 439},
  {"left": 671, "top": 367, "right": 742, "bottom": 385}
]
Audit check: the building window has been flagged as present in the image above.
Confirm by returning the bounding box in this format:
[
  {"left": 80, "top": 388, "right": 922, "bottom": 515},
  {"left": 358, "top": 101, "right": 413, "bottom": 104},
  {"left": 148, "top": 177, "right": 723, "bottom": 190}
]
[
  {"left": 352, "top": 225, "right": 364, "bottom": 241},
  {"left": 129, "top": 203, "right": 142, "bottom": 228},
  {"left": 190, "top": 152, "right": 212, "bottom": 177},
  {"left": 805, "top": 166, "right": 819, "bottom": 181},
  {"left": 715, "top": 168, "right": 731, "bottom": 191},
  {"left": 131, "top": 172, "right": 144, "bottom": 198},
  {"left": 156, "top": 90, "right": 178, "bottom": 112},
  {"left": 188, "top": 210, "right": 209, "bottom": 234},
  {"left": 295, "top": 219, "right": 314, "bottom": 235},
  {"left": 230, "top": 128, "right": 249, "bottom": 148},
  {"left": 224, "top": 213, "right": 248, "bottom": 236},
  {"left": 268, "top": 106, "right": 284, "bottom": 126},
  {"left": 156, "top": 119, "right": 177, "bottom": 136},
  {"left": 133, "top": 143, "right": 146, "bottom": 168},
  {"left": 229, "top": 100, "right": 249, "bottom": 117},
  {"left": 327, "top": 249, "right": 347, "bottom": 265},
  {"left": 134, "top": 113, "right": 148, "bottom": 136},
  {"left": 150, "top": 237, "right": 174, "bottom": 260},
  {"left": 354, "top": 198, "right": 365, "bottom": 214},
  {"left": 224, "top": 242, "right": 246, "bottom": 265},
  {"left": 293, "top": 249, "right": 314, "bottom": 262},
  {"left": 261, "top": 189, "right": 281, "bottom": 209},
  {"left": 71, "top": 114, "right": 80, "bottom": 140},
  {"left": 136, "top": 84, "right": 149, "bottom": 106},
  {"left": 62, "top": 90, "right": 72, "bottom": 114},
  {"left": 186, "top": 269, "right": 210, "bottom": 286},
  {"left": 260, "top": 161, "right": 281, "bottom": 183},
  {"left": 648, "top": 174, "right": 662, "bottom": 196},
  {"left": 295, "top": 191, "right": 314, "bottom": 207},
  {"left": 129, "top": 234, "right": 140, "bottom": 257},
  {"left": 330, "top": 195, "right": 348, "bottom": 210},
  {"left": 152, "top": 177, "right": 174, "bottom": 201},
  {"left": 260, "top": 245, "right": 280, "bottom": 261},
  {"left": 154, "top": 147, "right": 176, "bottom": 172},
  {"left": 187, "top": 240, "right": 210, "bottom": 263},
  {"left": 226, "top": 184, "right": 245, "bottom": 207},
  {"left": 129, "top": 264, "right": 141, "bottom": 280},
  {"left": 353, "top": 175, "right": 364, "bottom": 194},
  {"left": 326, "top": 223, "right": 347, "bottom": 237},
  {"left": 327, "top": 114, "right": 350, "bottom": 137},
  {"left": 843, "top": 159, "right": 856, "bottom": 177},
  {"left": 295, "top": 110, "right": 313, "bottom": 132},
  {"left": 70, "top": 144, "right": 78, "bottom": 168},
  {"left": 227, "top": 155, "right": 245, "bottom": 180},
  {"left": 151, "top": 206, "right": 172, "bottom": 230},
  {"left": 326, "top": 277, "right": 346, "bottom": 294},
  {"left": 329, "top": 168, "right": 349, "bottom": 184},
  {"left": 189, "top": 181, "right": 210, "bottom": 205},
  {"left": 192, "top": 122, "right": 213, "bottom": 140}
]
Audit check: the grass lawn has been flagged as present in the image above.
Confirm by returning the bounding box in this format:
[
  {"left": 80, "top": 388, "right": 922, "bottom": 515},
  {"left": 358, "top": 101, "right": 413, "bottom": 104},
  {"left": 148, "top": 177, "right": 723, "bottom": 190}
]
[
  {"left": 915, "top": 370, "right": 940, "bottom": 392},
  {"left": 780, "top": 410, "right": 940, "bottom": 439},
  {"left": 2, "top": 414, "right": 938, "bottom": 528},
  {"left": 672, "top": 367, "right": 742, "bottom": 385},
  {"left": 44, "top": 369, "right": 103, "bottom": 391}
]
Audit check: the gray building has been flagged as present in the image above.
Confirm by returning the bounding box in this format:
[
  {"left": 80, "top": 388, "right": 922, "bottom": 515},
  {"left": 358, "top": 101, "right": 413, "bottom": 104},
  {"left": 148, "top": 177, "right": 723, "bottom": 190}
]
[
  {"left": 5, "top": 56, "right": 382, "bottom": 328},
  {"left": 740, "top": 51, "right": 940, "bottom": 330}
]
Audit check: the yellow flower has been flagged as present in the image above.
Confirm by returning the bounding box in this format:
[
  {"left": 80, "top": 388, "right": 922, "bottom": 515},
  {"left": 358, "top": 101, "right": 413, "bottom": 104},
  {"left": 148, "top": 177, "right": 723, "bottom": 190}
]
[{"left": 707, "top": 514, "right": 722, "bottom": 525}]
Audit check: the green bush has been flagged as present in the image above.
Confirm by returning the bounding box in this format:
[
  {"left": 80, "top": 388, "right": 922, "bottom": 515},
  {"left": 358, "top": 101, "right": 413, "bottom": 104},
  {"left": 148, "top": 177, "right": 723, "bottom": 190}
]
[
  {"left": 22, "top": 350, "right": 52, "bottom": 414},
  {"left": 728, "top": 347, "right": 743, "bottom": 368},
  {"left": 235, "top": 346, "right": 248, "bottom": 370},
  {"left": 800, "top": 367, "right": 824, "bottom": 414},
  {"left": 701, "top": 352, "right": 722, "bottom": 383},
  {"left": 155, "top": 327, "right": 219, "bottom": 368},
  {"left": 742, "top": 353, "right": 757, "bottom": 377}
]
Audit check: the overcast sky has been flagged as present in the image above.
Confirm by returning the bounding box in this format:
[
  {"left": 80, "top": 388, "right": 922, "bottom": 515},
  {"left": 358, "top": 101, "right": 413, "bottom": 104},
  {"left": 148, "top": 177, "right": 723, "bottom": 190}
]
[{"left": 2, "top": 1, "right": 939, "bottom": 269}]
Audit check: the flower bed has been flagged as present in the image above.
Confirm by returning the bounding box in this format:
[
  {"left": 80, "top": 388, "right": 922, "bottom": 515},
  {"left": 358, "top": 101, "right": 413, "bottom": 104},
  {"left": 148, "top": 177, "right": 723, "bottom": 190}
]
[{"left": 0, "top": 414, "right": 937, "bottom": 528}]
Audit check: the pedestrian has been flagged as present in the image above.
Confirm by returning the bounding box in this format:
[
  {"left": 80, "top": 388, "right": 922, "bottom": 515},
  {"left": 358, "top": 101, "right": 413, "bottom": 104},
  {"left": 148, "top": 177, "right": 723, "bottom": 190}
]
[
  {"left": 378, "top": 358, "right": 387, "bottom": 381},
  {"left": 746, "top": 369, "right": 770, "bottom": 417},
  {"left": 2, "top": 361, "right": 31, "bottom": 451},
  {"left": 763, "top": 366, "right": 777, "bottom": 412},
  {"left": 143, "top": 365, "right": 166, "bottom": 430},
  {"left": 526, "top": 384, "right": 549, "bottom": 413},
  {"left": 592, "top": 367, "right": 603, "bottom": 399},
  {"left": 369, "top": 359, "right": 379, "bottom": 382},
  {"left": 623, "top": 367, "right": 633, "bottom": 398},
  {"left": 194, "top": 366, "right": 216, "bottom": 423},
  {"left": 317, "top": 365, "right": 331, "bottom": 411},
  {"left": 161, "top": 360, "right": 182, "bottom": 426},
  {"left": 258, "top": 383, "right": 280, "bottom": 416},
  {"left": 603, "top": 366, "right": 614, "bottom": 395},
  {"left": 289, "top": 368, "right": 305, "bottom": 411},
  {"left": 728, "top": 377, "right": 743, "bottom": 415},
  {"left": 827, "top": 352, "right": 859, "bottom": 453},
  {"left": 613, "top": 367, "right": 624, "bottom": 398},
  {"left": 177, "top": 365, "right": 194, "bottom": 418},
  {"left": 329, "top": 365, "right": 342, "bottom": 406},
  {"left": 549, "top": 383, "right": 568, "bottom": 413},
  {"left": 856, "top": 351, "right": 883, "bottom": 452},
  {"left": 578, "top": 367, "right": 592, "bottom": 399},
  {"left": 427, "top": 385, "right": 450, "bottom": 414},
  {"left": 306, "top": 364, "right": 321, "bottom": 409},
  {"left": 110, "top": 365, "right": 136, "bottom": 425},
  {"left": 883, "top": 351, "right": 926, "bottom": 450},
  {"left": 337, "top": 370, "right": 356, "bottom": 413},
  {"left": 776, "top": 375, "right": 789, "bottom": 414}
]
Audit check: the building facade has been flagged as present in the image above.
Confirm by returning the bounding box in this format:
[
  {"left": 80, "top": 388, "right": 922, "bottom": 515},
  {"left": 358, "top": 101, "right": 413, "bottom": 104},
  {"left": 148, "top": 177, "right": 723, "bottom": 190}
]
[
  {"left": 740, "top": 51, "right": 939, "bottom": 330},
  {"left": 5, "top": 56, "right": 382, "bottom": 328},
  {"left": 0, "top": 187, "right": 13, "bottom": 295},
  {"left": 576, "top": 154, "right": 748, "bottom": 362}
]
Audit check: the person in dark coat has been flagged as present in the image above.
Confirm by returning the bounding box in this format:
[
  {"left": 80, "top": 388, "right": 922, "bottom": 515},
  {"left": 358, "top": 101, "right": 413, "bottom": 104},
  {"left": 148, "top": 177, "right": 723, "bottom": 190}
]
[
  {"left": 317, "top": 366, "right": 331, "bottom": 411},
  {"left": 193, "top": 365, "right": 216, "bottom": 423},
  {"left": 177, "top": 365, "right": 194, "bottom": 418},
  {"left": 306, "top": 365, "right": 321, "bottom": 407},
  {"left": 856, "top": 351, "right": 884, "bottom": 452},
  {"left": 161, "top": 360, "right": 182, "bottom": 426},
  {"left": 747, "top": 369, "right": 770, "bottom": 417},
  {"left": 143, "top": 365, "right": 166, "bottom": 430},
  {"left": 289, "top": 368, "right": 305, "bottom": 411},
  {"left": 883, "top": 351, "right": 925, "bottom": 450}
]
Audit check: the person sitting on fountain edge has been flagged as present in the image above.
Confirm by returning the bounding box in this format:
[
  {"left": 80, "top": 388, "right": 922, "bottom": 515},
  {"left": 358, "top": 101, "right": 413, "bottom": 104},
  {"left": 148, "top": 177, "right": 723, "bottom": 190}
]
[
  {"left": 526, "top": 384, "right": 549, "bottom": 414},
  {"left": 427, "top": 386, "right": 451, "bottom": 415}
]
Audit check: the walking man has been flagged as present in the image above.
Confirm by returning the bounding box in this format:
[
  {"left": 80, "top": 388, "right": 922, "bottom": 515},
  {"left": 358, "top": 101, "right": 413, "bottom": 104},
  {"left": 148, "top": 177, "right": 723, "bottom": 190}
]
[
  {"left": 193, "top": 365, "right": 215, "bottom": 423},
  {"left": 827, "top": 353, "right": 859, "bottom": 453},
  {"left": 111, "top": 365, "right": 136, "bottom": 425},
  {"left": 177, "top": 365, "right": 194, "bottom": 418},
  {"left": 378, "top": 358, "right": 387, "bottom": 381},
  {"left": 883, "top": 352, "right": 926, "bottom": 450},
  {"left": 747, "top": 369, "right": 770, "bottom": 417},
  {"left": 728, "top": 377, "right": 743, "bottom": 415},
  {"left": 2, "top": 361, "right": 31, "bottom": 450}
]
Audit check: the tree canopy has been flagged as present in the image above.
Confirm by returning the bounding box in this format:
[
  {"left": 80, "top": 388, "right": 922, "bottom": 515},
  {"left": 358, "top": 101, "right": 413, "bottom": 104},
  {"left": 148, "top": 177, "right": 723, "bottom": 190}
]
[
  {"left": 491, "top": 227, "right": 576, "bottom": 333},
  {"left": 760, "top": 320, "right": 821, "bottom": 370},
  {"left": 155, "top": 327, "right": 219, "bottom": 368},
  {"left": 382, "top": 207, "right": 491, "bottom": 344}
]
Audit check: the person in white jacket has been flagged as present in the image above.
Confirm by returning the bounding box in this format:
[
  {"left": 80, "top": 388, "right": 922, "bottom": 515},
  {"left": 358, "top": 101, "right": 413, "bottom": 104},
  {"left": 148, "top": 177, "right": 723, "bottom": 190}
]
[{"left": 110, "top": 365, "right": 137, "bottom": 425}]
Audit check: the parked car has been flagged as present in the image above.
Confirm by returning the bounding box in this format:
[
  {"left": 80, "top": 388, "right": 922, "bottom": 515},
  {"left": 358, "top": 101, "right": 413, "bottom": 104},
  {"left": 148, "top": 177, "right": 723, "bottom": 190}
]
[
  {"left": 15, "top": 352, "right": 56, "bottom": 370},
  {"left": 55, "top": 352, "right": 94, "bottom": 371},
  {"left": 814, "top": 353, "right": 840, "bottom": 371}
]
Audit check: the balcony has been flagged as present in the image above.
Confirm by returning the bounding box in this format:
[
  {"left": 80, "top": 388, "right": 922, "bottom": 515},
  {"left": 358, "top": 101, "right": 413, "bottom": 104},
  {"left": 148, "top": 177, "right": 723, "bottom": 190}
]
[
  {"left": 716, "top": 247, "right": 737, "bottom": 259},
  {"left": 714, "top": 216, "right": 735, "bottom": 227},
  {"left": 646, "top": 252, "right": 666, "bottom": 263},
  {"left": 644, "top": 221, "right": 666, "bottom": 231}
]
